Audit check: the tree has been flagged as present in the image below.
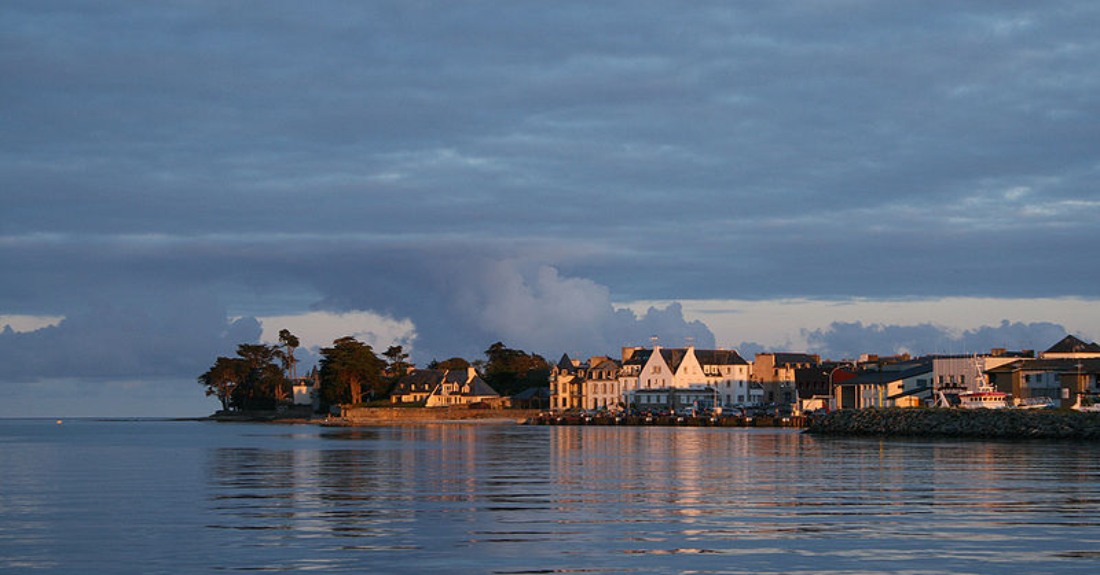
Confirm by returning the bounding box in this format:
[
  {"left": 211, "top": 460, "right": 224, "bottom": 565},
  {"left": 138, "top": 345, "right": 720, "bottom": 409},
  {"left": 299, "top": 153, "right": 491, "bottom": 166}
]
[
  {"left": 427, "top": 357, "right": 471, "bottom": 371},
  {"left": 198, "top": 343, "right": 287, "bottom": 411},
  {"left": 199, "top": 356, "right": 248, "bottom": 411},
  {"left": 319, "top": 337, "right": 384, "bottom": 406},
  {"left": 382, "top": 345, "right": 411, "bottom": 377},
  {"left": 277, "top": 328, "right": 300, "bottom": 383},
  {"left": 235, "top": 343, "right": 289, "bottom": 407},
  {"left": 482, "top": 341, "right": 550, "bottom": 396}
]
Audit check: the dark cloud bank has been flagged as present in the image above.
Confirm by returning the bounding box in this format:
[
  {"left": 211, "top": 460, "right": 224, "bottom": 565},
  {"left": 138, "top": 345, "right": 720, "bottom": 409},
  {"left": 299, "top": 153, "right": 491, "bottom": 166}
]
[
  {"left": 0, "top": 291, "right": 260, "bottom": 382},
  {"left": 0, "top": 250, "right": 714, "bottom": 382},
  {"left": 3, "top": 2, "right": 1100, "bottom": 404},
  {"left": 801, "top": 320, "right": 1071, "bottom": 360}
]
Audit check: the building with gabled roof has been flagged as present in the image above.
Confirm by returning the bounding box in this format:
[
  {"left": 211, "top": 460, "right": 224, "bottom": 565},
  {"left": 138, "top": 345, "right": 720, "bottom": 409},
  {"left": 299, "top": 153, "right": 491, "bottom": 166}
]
[
  {"left": 425, "top": 367, "right": 500, "bottom": 407},
  {"left": 391, "top": 369, "right": 448, "bottom": 404},
  {"left": 752, "top": 352, "right": 820, "bottom": 407},
  {"left": 834, "top": 360, "right": 933, "bottom": 409},
  {"left": 986, "top": 357, "right": 1100, "bottom": 407},
  {"left": 392, "top": 367, "right": 501, "bottom": 407},
  {"left": 618, "top": 346, "right": 756, "bottom": 409},
  {"left": 1041, "top": 335, "right": 1100, "bottom": 359},
  {"left": 550, "top": 354, "right": 623, "bottom": 411}
]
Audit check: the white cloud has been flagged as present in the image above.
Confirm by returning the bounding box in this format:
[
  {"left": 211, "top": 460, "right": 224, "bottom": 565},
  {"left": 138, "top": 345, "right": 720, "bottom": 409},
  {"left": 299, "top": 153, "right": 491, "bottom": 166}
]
[
  {"left": 0, "top": 314, "right": 64, "bottom": 333},
  {"left": 258, "top": 310, "right": 416, "bottom": 352}
]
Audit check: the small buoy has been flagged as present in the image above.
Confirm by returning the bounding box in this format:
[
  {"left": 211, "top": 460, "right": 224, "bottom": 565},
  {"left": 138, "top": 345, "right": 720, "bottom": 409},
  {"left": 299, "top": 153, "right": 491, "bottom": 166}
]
[{"left": 56, "top": 420, "right": 62, "bottom": 425}]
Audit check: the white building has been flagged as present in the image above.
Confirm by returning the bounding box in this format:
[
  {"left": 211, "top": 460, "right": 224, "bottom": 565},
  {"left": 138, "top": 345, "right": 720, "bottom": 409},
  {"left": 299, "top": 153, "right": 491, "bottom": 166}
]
[
  {"left": 620, "top": 346, "right": 752, "bottom": 409},
  {"left": 930, "top": 352, "right": 1030, "bottom": 394}
]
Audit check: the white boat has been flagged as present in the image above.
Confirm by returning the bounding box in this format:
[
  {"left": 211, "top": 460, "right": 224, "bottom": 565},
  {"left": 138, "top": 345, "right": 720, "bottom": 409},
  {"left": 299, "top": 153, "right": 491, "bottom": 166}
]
[
  {"left": 1016, "top": 397, "right": 1058, "bottom": 409},
  {"left": 958, "top": 387, "right": 1011, "bottom": 409}
]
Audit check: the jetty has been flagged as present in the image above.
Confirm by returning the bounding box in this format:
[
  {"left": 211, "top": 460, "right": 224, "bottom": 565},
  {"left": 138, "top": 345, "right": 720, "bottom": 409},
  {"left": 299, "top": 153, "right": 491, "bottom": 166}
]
[{"left": 806, "top": 407, "right": 1100, "bottom": 439}]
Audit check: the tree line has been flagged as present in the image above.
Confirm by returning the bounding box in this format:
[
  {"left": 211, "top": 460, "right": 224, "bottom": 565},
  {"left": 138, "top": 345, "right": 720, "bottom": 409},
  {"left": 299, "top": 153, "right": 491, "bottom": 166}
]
[{"left": 199, "top": 332, "right": 549, "bottom": 412}]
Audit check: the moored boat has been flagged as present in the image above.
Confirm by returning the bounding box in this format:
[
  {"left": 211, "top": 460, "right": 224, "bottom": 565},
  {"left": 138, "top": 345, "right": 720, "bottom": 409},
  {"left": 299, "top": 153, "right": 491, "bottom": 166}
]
[{"left": 958, "top": 386, "right": 1011, "bottom": 409}]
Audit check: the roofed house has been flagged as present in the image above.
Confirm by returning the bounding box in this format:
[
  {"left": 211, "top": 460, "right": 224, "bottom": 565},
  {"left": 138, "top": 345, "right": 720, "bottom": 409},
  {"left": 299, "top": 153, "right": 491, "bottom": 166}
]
[
  {"left": 391, "top": 369, "right": 447, "bottom": 404},
  {"left": 986, "top": 357, "right": 1100, "bottom": 408},
  {"left": 795, "top": 362, "right": 857, "bottom": 413},
  {"left": 752, "top": 352, "right": 820, "bottom": 406},
  {"left": 1040, "top": 335, "right": 1100, "bottom": 359},
  {"left": 834, "top": 360, "right": 933, "bottom": 409},
  {"left": 512, "top": 386, "right": 551, "bottom": 409},
  {"left": 550, "top": 354, "right": 623, "bottom": 411},
  {"left": 694, "top": 349, "right": 754, "bottom": 406},
  {"left": 425, "top": 367, "right": 501, "bottom": 407},
  {"left": 620, "top": 346, "right": 756, "bottom": 409}
]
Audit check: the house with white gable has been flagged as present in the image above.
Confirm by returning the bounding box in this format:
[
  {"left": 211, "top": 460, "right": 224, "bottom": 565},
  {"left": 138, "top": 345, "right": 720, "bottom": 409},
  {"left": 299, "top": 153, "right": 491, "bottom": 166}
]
[
  {"left": 424, "top": 367, "right": 500, "bottom": 407},
  {"left": 695, "top": 349, "right": 756, "bottom": 406},
  {"left": 619, "top": 346, "right": 757, "bottom": 410}
]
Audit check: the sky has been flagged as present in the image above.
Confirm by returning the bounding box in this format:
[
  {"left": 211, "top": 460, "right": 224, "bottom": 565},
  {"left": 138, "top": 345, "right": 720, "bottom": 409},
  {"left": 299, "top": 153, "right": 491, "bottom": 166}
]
[{"left": 2, "top": 1, "right": 1099, "bottom": 416}]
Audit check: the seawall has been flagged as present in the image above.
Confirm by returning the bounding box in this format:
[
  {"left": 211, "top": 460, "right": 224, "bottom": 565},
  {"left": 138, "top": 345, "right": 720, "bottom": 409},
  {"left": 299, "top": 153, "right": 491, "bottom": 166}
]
[
  {"left": 805, "top": 408, "right": 1100, "bottom": 439},
  {"left": 337, "top": 406, "right": 541, "bottom": 425}
]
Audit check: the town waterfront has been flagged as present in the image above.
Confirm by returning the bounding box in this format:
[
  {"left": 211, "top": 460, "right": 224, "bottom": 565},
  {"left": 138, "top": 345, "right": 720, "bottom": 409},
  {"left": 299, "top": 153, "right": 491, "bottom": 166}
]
[{"left": 2, "top": 419, "right": 1100, "bottom": 574}]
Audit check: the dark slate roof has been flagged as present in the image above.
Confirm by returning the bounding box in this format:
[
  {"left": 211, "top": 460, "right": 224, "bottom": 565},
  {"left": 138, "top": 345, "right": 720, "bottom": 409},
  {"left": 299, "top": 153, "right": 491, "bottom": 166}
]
[
  {"left": 512, "top": 387, "right": 551, "bottom": 400},
  {"left": 1045, "top": 335, "right": 1100, "bottom": 354},
  {"left": 660, "top": 348, "right": 689, "bottom": 372},
  {"left": 840, "top": 362, "right": 933, "bottom": 386},
  {"left": 465, "top": 376, "right": 499, "bottom": 397},
  {"left": 443, "top": 370, "right": 470, "bottom": 385},
  {"left": 694, "top": 349, "right": 749, "bottom": 366},
  {"left": 392, "top": 369, "right": 446, "bottom": 394},
  {"left": 590, "top": 359, "right": 621, "bottom": 372},
  {"left": 557, "top": 353, "right": 575, "bottom": 371},
  {"left": 623, "top": 349, "right": 653, "bottom": 366},
  {"left": 987, "top": 358, "right": 1100, "bottom": 374},
  {"left": 772, "top": 353, "right": 818, "bottom": 366}
]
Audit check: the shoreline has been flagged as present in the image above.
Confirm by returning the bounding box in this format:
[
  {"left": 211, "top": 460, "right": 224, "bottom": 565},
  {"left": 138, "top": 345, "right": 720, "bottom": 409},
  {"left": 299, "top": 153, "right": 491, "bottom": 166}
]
[{"left": 206, "top": 406, "right": 542, "bottom": 426}]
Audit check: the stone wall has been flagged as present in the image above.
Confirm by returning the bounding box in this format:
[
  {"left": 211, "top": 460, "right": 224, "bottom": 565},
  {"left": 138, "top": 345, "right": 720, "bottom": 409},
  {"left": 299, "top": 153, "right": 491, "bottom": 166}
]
[
  {"left": 806, "top": 408, "right": 1100, "bottom": 439},
  {"left": 338, "top": 406, "right": 540, "bottom": 424}
]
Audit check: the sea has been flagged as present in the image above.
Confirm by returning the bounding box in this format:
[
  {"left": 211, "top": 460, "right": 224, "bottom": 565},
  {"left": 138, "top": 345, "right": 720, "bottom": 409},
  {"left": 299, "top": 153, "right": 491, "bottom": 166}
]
[{"left": 2, "top": 419, "right": 1099, "bottom": 574}]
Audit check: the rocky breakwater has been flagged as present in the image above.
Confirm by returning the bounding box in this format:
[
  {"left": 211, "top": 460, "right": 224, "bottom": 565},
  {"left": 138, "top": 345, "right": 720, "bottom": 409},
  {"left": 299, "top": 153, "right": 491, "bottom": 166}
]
[{"left": 806, "top": 408, "right": 1100, "bottom": 439}]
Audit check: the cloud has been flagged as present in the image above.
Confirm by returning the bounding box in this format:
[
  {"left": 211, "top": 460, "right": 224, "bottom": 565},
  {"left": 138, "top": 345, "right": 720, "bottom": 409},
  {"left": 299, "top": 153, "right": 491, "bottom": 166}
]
[
  {"left": 802, "top": 320, "right": 1069, "bottom": 359},
  {"left": 313, "top": 256, "right": 714, "bottom": 361},
  {"left": 3, "top": 1, "right": 1100, "bottom": 303},
  {"left": 258, "top": 311, "right": 416, "bottom": 352},
  {"left": 0, "top": 290, "right": 260, "bottom": 382},
  {"left": 3, "top": 1, "right": 1100, "bottom": 395}
]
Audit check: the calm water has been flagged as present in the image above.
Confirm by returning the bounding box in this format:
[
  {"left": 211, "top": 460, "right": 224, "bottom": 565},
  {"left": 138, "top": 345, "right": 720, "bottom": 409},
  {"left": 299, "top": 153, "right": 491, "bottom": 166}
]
[{"left": 2, "top": 420, "right": 1100, "bottom": 574}]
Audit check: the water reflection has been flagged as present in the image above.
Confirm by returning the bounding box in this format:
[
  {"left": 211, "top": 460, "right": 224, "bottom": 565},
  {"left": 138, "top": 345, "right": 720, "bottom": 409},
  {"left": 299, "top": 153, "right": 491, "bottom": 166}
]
[{"left": 198, "top": 425, "right": 1100, "bottom": 574}]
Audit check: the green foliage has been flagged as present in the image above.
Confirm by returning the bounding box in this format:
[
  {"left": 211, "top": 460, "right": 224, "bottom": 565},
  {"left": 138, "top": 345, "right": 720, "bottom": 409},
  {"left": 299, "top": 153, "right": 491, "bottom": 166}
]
[
  {"left": 277, "top": 329, "right": 300, "bottom": 382},
  {"left": 482, "top": 341, "right": 550, "bottom": 396},
  {"left": 199, "top": 343, "right": 287, "bottom": 411},
  {"left": 427, "top": 357, "right": 471, "bottom": 370},
  {"left": 318, "top": 336, "right": 385, "bottom": 407},
  {"left": 382, "top": 345, "right": 411, "bottom": 376},
  {"left": 199, "top": 356, "right": 248, "bottom": 411}
]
